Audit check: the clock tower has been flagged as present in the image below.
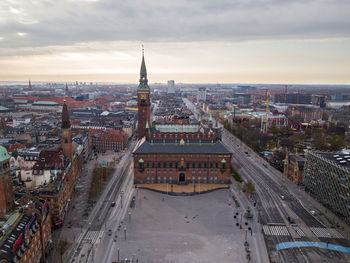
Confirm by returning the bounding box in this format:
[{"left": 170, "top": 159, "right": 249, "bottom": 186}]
[
  {"left": 137, "top": 48, "right": 151, "bottom": 139},
  {"left": 61, "top": 99, "right": 73, "bottom": 161}
]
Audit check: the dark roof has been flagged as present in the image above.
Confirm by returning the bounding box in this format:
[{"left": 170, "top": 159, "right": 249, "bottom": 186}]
[{"left": 133, "top": 140, "right": 231, "bottom": 154}]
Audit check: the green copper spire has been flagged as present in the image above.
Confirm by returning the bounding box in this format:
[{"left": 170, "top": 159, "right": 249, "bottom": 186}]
[
  {"left": 146, "top": 120, "right": 149, "bottom": 129},
  {"left": 138, "top": 45, "right": 150, "bottom": 91},
  {"left": 209, "top": 114, "right": 213, "bottom": 123}
]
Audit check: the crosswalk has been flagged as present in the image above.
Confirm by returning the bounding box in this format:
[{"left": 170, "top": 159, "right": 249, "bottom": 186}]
[
  {"left": 82, "top": 231, "right": 104, "bottom": 244},
  {"left": 263, "top": 225, "right": 290, "bottom": 236},
  {"left": 263, "top": 225, "right": 344, "bottom": 239},
  {"left": 292, "top": 226, "right": 306, "bottom": 237},
  {"left": 310, "top": 227, "right": 343, "bottom": 239}
]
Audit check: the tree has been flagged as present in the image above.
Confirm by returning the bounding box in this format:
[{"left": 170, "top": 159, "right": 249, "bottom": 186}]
[
  {"left": 267, "top": 139, "right": 277, "bottom": 150},
  {"left": 279, "top": 126, "right": 287, "bottom": 136},
  {"left": 274, "top": 150, "right": 286, "bottom": 161},
  {"left": 328, "top": 135, "right": 345, "bottom": 151},
  {"left": 56, "top": 239, "right": 71, "bottom": 263},
  {"left": 270, "top": 124, "right": 279, "bottom": 136},
  {"left": 243, "top": 180, "right": 255, "bottom": 196},
  {"left": 12, "top": 149, "right": 18, "bottom": 159}
]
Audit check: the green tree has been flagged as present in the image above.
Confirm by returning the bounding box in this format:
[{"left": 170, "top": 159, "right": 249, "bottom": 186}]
[
  {"left": 12, "top": 149, "right": 18, "bottom": 159},
  {"left": 279, "top": 126, "right": 287, "bottom": 136},
  {"left": 243, "top": 180, "right": 255, "bottom": 196},
  {"left": 328, "top": 135, "right": 345, "bottom": 151},
  {"left": 270, "top": 124, "right": 279, "bottom": 136},
  {"left": 267, "top": 139, "right": 277, "bottom": 150}
]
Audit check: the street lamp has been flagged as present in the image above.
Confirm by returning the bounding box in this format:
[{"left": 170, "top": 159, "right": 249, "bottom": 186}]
[
  {"left": 121, "top": 191, "right": 124, "bottom": 208},
  {"left": 124, "top": 227, "right": 127, "bottom": 240}
]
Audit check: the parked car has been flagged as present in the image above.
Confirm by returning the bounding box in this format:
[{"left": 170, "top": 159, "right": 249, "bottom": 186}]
[{"left": 111, "top": 202, "right": 116, "bottom": 207}]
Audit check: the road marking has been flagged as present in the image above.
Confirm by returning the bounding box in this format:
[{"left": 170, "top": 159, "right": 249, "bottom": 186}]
[
  {"left": 83, "top": 231, "right": 105, "bottom": 244},
  {"left": 263, "top": 225, "right": 290, "bottom": 236},
  {"left": 292, "top": 226, "right": 306, "bottom": 237},
  {"left": 310, "top": 227, "right": 343, "bottom": 239}
]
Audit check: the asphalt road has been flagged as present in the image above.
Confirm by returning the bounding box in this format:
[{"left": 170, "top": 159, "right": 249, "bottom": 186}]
[{"left": 67, "top": 139, "right": 137, "bottom": 263}]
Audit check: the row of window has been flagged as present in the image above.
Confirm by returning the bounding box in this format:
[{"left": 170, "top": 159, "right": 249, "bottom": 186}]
[
  {"left": 145, "top": 169, "right": 219, "bottom": 175},
  {"left": 145, "top": 176, "right": 219, "bottom": 181},
  {"left": 142, "top": 162, "right": 224, "bottom": 169}
]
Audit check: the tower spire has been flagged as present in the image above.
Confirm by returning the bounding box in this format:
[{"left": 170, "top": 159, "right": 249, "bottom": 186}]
[
  {"left": 62, "top": 99, "right": 70, "bottom": 129},
  {"left": 138, "top": 45, "right": 149, "bottom": 91}
]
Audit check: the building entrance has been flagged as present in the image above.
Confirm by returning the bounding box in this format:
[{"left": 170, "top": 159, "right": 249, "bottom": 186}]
[{"left": 178, "top": 173, "right": 186, "bottom": 183}]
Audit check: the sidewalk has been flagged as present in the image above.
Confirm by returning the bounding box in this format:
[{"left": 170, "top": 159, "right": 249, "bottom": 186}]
[{"left": 229, "top": 181, "right": 270, "bottom": 263}]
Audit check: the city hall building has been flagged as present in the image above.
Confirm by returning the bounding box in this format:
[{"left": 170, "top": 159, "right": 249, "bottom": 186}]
[{"left": 133, "top": 52, "right": 232, "bottom": 185}]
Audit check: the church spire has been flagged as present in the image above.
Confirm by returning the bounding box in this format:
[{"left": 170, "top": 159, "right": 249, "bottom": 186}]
[
  {"left": 61, "top": 99, "right": 71, "bottom": 129},
  {"left": 140, "top": 45, "right": 147, "bottom": 75},
  {"left": 65, "top": 83, "right": 69, "bottom": 95},
  {"left": 138, "top": 45, "right": 150, "bottom": 91}
]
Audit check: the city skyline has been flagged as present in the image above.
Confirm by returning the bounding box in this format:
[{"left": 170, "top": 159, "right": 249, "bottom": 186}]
[{"left": 1, "top": 0, "right": 350, "bottom": 84}]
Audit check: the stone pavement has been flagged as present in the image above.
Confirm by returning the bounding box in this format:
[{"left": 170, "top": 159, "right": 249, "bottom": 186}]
[{"left": 112, "top": 188, "right": 267, "bottom": 263}]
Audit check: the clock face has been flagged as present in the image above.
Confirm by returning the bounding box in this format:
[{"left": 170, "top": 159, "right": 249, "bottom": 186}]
[
  {"left": 63, "top": 132, "right": 68, "bottom": 138},
  {"left": 140, "top": 94, "right": 146, "bottom": 100}
]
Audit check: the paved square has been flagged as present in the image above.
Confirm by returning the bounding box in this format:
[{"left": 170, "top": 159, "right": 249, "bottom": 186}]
[{"left": 114, "top": 189, "right": 251, "bottom": 263}]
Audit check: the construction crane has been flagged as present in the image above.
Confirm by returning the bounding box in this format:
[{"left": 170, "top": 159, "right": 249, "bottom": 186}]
[{"left": 261, "top": 90, "right": 270, "bottom": 134}]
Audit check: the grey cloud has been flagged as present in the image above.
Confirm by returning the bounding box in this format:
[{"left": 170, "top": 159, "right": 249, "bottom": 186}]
[{"left": 0, "top": 0, "right": 350, "bottom": 49}]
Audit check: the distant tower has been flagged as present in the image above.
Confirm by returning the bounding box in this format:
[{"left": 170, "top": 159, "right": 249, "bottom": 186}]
[
  {"left": 137, "top": 47, "right": 151, "bottom": 140},
  {"left": 65, "top": 83, "right": 69, "bottom": 96},
  {"left": 28, "top": 80, "right": 32, "bottom": 91},
  {"left": 0, "top": 146, "right": 14, "bottom": 219},
  {"left": 61, "top": 99, "right": 73, "bottom": 161},
  {"left": 167, "top": 80, "right": 175, "bottom": 94},
  {"left": 197, "top": 87, "right": 206, "bottom": 103}
]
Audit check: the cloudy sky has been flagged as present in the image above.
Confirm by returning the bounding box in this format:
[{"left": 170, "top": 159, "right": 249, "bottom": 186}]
[{"left": 0, "top": 0, "right": 350, "bottom": 84}]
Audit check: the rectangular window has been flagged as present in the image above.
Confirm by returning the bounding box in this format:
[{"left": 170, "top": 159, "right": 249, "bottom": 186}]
[
  {"left": 192, "top": 162, "right": 196, "bottom": 168},
  {"left": 186, "top": 162, "right": 190, "bottom": 168},
  {"left": 210, "top": 163, "right": 213, "bottom": 168},
  {"left": 175, "top": 162, "right": 178, "bottom": 168},
  {"left": 204, "top": 162, "right": 207, "bottom": 168},
  {"left": 198, "top": 162, "right": 201, "bottom": 168},
  {"left": 152, "top": 162, "right": 155, "bottom": 168},
  {"left": 215, "top": 163, "right": 218, "bottom": 168},
  {"left": 169, "top": 162, "right": 173, "bottom": 168},
  {"left": 146, "top": 162, "right": 149, "bottom": 168},
  {"left": 163, "top": 162, "right": 167, "bottom": 168},
  {"left": 158, "top": 162, "right": 161, "bottom": 168}
]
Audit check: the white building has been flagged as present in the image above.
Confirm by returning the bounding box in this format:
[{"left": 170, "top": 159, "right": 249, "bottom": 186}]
[{"left": 197, "top": 87, "right": 206, "bottom": 102}]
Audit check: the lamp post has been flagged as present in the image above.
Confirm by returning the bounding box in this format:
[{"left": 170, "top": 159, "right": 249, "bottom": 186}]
[{"left": 124, "top": 227, "right": 127, "bottom": 240}]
